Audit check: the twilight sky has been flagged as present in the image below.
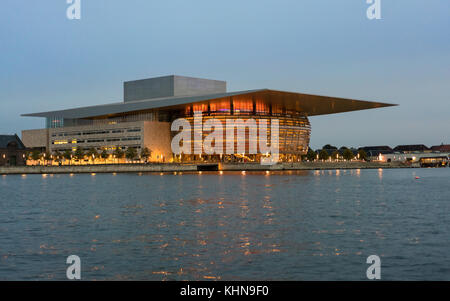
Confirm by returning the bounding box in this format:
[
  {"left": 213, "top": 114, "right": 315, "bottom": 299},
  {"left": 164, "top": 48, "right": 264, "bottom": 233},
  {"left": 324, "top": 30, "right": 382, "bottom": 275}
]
[{"left": 1, "top": 0, "right": 449, "bottom": 149}]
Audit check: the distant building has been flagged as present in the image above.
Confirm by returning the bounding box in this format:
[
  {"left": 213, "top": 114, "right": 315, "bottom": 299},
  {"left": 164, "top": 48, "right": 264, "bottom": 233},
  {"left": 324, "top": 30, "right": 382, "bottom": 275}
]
[
  {"left": 431, "top": 144, "right": 450, "bottom": 153},
  {"left": 393, "top": 144, "right": 430, "bottom": 153},
  {"left": 419, "top": 156, "right": 448, "bottom": 168},
  {"left": 359, "top": 146, "right": 393, "bottom": 157},
  {"left": 0, "top": 134, "right": 27, "bottom": 166},
  {"left": 316, "top": 146, "right": 338, "bottom": 156},
  {"left": 349, "top": 148, "right": 359, "bottom": 156},
  {"left": 338, "top": 147, "right": 359, "bottom": 156},
  {"left": 379, "top": 152, "right": 449, "bottom": 163}
]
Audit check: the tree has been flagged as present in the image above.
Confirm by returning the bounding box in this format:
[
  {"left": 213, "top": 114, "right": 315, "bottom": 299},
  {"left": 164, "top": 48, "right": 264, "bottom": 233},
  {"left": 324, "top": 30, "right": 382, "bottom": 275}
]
[
  {"left": 342, "top": 148, "right": 355, "bottom": 161},
  {"left": 306, "top": 149, "right": 317, "bottom": 161},
  {"left": 140, "top": 147, "right": 151, "bottom": 162},
  {"left": 125, "top": 147, "right": 137, "bottom": 162},
  {"left": 322, "top": 144, "right": 338, "bottom": 151},
  {"left": 43, "top": 151, "right": 52, "bottom": 165},
  {"left": 331, "top": 150, "right": 340, "bottom": 161},
  {"left": 100, "top": 149, "right": 109, "bottom": 163},
  {"left": 53, "top": 150, "right": 62, "bottom": 163},
  {"left": 113, "top": 148, "right": 124, "bottom": 163},
  {"left": 74, "top": 148, "right": 85, "bottom": 161},
  {"left": 319, "top": 149, "right": 329, "bottom": 161},
  {"left": 30, "top": 150, "right": 41, "bottom": 161},
  {"left": 358, "top": 149, "right": 368, "bottom": 161},
  {"left": 86, "top": 148, "right": 99, "bottom": 163},
  {"left": 63, "top": 149, "right": 73, "bottom": 164}
]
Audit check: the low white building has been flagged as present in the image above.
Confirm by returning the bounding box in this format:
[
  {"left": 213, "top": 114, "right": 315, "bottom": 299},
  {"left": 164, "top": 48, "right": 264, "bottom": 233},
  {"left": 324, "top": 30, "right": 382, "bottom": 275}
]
[{"left": 378, "top": 152, "right": 450, "bottom": 163}]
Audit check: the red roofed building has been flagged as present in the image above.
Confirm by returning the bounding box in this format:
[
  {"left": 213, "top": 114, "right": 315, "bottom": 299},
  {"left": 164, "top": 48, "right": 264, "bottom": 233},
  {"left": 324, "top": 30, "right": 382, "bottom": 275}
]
[{"left": 431, "top": 144, "right": 450, "bottom": 153}]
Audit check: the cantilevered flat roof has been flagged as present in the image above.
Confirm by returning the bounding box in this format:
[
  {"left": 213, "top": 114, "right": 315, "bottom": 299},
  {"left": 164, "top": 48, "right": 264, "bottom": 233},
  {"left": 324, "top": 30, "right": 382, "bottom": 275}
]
[{"left": 22, "top": 89, "right": 396, "bottom": 119}]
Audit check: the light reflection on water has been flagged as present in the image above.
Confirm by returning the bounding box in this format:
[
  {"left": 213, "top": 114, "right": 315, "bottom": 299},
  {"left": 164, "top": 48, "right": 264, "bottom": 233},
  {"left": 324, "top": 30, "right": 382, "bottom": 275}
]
[{"left": 1, "top": 169, "right": 450, "bottom": 280}]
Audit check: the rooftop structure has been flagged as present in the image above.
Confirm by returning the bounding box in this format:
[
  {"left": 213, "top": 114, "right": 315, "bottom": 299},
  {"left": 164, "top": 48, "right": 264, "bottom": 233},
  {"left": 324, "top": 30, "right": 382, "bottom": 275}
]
[
  {"left": 0, "top": 134, "right": 26, "bottom": 149},
  {"left": 359, "top": 146, "right": 394, "bottom": 157},
  {"left": 393, "top": 144, "right": 430, "bottom": 153},
  {"left": 124, "top": 75, "right": 227, "bottom": 102},
  {"left": 431, "top": 144, "right": 450, "bottom": 153}
]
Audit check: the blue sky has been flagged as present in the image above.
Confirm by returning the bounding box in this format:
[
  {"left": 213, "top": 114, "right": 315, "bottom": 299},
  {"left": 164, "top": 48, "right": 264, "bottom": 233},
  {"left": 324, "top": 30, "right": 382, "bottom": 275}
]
[{"left": 1, "top": 0, "right": 449, "bottom": 149}]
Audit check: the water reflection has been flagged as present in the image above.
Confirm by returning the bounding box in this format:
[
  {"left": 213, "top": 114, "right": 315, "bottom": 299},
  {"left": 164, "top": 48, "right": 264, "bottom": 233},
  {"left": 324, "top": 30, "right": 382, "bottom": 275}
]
[{"left": 378, "top": 168, "right": 383, "bottom": 180}]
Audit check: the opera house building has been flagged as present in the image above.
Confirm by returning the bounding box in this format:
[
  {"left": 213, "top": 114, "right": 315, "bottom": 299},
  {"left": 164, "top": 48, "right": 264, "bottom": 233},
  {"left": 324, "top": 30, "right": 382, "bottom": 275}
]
[{"left": 22, "top": 75, "right": 394, "bottom": 163}]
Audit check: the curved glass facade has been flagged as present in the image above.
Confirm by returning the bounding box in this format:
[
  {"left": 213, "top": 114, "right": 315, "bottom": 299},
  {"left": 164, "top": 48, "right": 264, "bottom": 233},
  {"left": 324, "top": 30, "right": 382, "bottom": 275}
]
[
  {"left": 171, "top": 95, "right": 312, "bottom": 162},
  {"left": 179, "top": 114, "right": 311, "bottom": 156}
]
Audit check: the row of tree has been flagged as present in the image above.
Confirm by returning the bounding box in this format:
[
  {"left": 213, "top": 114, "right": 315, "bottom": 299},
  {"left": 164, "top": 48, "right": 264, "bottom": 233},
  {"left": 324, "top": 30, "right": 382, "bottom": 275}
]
[
  {"left": 304, "top": 145, "right": 369, "bottom": 162},
  {"left": 27, "top": 147, "right": 152, "bottom": 164},
  {"left": 26, "top": 144, "right": 368, "bottom": 164}
]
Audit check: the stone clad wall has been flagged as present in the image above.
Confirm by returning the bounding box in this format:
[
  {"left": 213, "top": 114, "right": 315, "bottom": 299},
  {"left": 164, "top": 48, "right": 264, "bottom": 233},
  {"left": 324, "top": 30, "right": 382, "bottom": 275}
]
[
  {"left": 143, "top": 121, "right": 172, "bottom": 162},
  {"left": 21, "top": 129, "right": 49, "bottom": 149}
]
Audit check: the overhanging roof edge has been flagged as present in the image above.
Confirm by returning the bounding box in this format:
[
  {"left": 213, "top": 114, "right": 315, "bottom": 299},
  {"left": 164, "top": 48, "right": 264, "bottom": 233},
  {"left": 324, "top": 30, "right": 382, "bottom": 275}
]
[
  {"left": 21, "top": 88, "right": 397, "bottom": 119},
  {"left": 21, "top": 89, "right": 267, "bottom": 119}
]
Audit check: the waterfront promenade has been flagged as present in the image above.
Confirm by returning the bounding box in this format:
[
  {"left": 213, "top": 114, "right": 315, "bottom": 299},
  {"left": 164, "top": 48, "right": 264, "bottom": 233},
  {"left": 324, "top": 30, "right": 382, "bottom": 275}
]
[{"left": 0, "top": 161, "right": 411, "bottom": 175}]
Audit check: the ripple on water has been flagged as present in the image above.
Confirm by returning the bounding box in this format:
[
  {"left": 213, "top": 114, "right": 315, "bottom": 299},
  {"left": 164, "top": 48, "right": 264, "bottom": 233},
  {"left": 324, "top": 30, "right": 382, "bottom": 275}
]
[{"left": 0, "top": 169, "right": 449, "bottom": 280}]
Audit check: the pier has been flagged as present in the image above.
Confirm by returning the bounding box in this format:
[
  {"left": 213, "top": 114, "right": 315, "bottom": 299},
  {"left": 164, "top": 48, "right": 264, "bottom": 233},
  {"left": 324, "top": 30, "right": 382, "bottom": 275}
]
[{"left": 0, "top": 161, "right": 411, "bottom": 175}]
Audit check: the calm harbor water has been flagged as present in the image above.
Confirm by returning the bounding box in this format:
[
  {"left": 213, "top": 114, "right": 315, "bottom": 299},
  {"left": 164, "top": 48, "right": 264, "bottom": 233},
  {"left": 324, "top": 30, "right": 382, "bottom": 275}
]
[{"left": 1, "top": 168, "right": 450, "bottom": 280}]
